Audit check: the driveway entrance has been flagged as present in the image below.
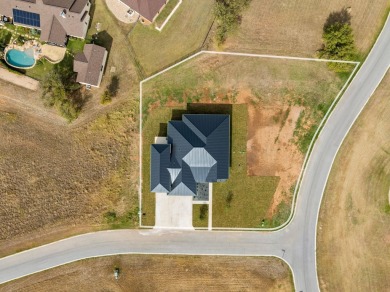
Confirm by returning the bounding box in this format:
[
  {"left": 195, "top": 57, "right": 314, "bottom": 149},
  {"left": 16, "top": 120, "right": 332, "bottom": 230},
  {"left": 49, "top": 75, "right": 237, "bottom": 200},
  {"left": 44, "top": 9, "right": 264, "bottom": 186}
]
[{"left": 154, "top": 193, "right": 194, "bottom": 229}]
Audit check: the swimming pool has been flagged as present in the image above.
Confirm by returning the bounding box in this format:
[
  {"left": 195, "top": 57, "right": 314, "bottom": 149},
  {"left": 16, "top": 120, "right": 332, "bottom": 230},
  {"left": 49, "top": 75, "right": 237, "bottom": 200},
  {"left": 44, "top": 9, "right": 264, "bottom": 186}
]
[{"left": 5, "top": 48, "right": 36, "bottom": 69}]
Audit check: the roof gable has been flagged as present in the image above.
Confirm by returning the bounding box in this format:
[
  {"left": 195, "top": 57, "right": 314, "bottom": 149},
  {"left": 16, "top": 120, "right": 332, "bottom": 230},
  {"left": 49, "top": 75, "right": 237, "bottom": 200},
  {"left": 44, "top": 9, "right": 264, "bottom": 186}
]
[
  {"left": 150, "top": 144, "right": 171, "bottom": 193},
  {"left": 151, "top": 114, "right": 230, "bottom": 196}
]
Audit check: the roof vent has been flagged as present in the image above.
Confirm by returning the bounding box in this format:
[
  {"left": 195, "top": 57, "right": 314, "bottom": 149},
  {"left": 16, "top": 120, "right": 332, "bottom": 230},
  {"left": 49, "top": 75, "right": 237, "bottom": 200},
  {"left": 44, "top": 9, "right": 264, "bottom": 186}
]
[{"left": 60, "top": 9, "right": 67, "bottom": 19}]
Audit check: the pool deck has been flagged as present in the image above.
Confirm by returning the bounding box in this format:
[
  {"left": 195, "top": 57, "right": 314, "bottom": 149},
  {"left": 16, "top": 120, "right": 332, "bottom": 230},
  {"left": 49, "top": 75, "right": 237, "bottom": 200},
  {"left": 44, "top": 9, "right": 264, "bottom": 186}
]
[
  {"left": 0, "top": 68, "right": 39, "bottom": 91},
  {"left": 4, "top": 40, "right": 65, "bottom": 69}
]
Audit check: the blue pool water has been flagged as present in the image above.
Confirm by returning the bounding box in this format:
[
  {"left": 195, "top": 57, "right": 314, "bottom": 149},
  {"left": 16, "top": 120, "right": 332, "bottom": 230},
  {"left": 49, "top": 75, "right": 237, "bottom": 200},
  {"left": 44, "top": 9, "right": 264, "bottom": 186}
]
[{"left": 5, "top": 48, "right": 35, "bottom": 68}]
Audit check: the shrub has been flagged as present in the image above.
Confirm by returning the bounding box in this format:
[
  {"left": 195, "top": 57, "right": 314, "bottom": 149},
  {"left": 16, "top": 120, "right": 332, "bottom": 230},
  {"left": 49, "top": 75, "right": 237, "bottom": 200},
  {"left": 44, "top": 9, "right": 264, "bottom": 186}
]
[
  {"left": 214, "top": 0, "right": 251, "bottom": 45},
  {"left": 101, "top": 90, "right": 112, "bottom": 104},
  {"left": 199, "top": 205, "right": 208, "bottom": 220},
  {"left": 40, "top": 55, "right": 85, "bottom": 121},
  {"left": 226, "top": 191, "right": 233, "bottom": 207},
  {"left": 0, "top": 30, "right": 12, "bottom": 48},
  {"left": 104, "top": 211, "right": 117, "bottom": 223}
]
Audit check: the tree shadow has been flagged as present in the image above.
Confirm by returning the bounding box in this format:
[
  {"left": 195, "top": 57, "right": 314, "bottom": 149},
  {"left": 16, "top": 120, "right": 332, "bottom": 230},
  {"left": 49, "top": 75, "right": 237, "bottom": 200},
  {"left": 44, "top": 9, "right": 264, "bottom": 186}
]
[
  {"left": 107, "top": 75, "right": 120, "bottom": 97},
  {"left": 92, "top": 30, "right": 113, "bottom": 55},
  {"left": 323, "top": 7, "right": 351, "bottom": 31}
]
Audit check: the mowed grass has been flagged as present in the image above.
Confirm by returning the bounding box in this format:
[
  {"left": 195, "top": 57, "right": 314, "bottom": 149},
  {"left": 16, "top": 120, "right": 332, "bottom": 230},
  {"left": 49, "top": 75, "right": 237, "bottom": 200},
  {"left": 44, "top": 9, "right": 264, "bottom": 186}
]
[
  {"left": 317, "top": 72, "right": 390, "bottom": 291},
  {"left": 220, "top": 0, "right": 389, "bottom": 56},
  {"left": 193, "top": 204, "right": 208, "bottom": 228},
  {"left": 142, "top": 53, "right": 348, "bottom": 228},
  {"left": 129, "top": 0, "right": 214, "bottom": 75},
  {"left": 154, "top": 0, "right": 180, "bottom": 28},
  {"left": 212, "top": 104, "right": 279, "bottom": 228},
  {"left": 0, "top": 255, "right": 293, "bottom": 292},
  {"left": 83, "top": 0, "right": 139, "bottom": 104}
]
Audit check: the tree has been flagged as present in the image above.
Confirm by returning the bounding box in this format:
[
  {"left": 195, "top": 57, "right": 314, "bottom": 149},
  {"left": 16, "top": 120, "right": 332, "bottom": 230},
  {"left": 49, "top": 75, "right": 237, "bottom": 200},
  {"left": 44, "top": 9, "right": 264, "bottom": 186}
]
[
  {"left": 40, "top": 55, "right": 85, "bottom": 121},
  {"left": 100, "top": 90, "right": 112, "bottom": 104},
  {"left": 214, "top": 0, "right": 251, "bottom": 45},
  {"left": 0, "top": 30, "right": 12, "bottom": 48},
  {"left": 319, "top": 8, "right": 357, "bottom": 72}
]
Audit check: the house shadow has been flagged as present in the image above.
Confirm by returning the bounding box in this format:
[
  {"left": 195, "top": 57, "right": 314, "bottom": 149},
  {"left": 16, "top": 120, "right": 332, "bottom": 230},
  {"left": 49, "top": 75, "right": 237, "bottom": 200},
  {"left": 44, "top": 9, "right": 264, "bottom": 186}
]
[{"left": 91, "top": 30, "right": 113, "bottom": 75}]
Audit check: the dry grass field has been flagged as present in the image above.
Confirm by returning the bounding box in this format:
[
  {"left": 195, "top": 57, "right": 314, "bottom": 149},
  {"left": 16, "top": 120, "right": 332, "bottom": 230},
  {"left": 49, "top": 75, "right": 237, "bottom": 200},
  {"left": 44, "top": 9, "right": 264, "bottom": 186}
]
[
  {"left": 0, "top": 0, "right": 142, "bottom": 256},
  {"left": 317, "top": 72, "right": 390, "bottom": 291},
  {"left": 220, "top": 0, "right": 389, "bottom": 57},
  {"left": 0, "top": 255, "right": 293, "bottom": 291},
  {"left": 0, "top": 87, "right": 139, "bottom": 257}
]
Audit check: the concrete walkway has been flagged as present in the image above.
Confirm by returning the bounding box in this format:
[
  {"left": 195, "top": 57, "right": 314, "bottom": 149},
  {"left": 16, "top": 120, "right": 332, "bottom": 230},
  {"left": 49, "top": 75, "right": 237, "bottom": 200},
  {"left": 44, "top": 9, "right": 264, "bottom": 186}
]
[
  {"left": 0, "top": 68, "right": 39, "bottom": 91},
  {"left": 105, "top": 0, "right": 139, "bottom": 24}
]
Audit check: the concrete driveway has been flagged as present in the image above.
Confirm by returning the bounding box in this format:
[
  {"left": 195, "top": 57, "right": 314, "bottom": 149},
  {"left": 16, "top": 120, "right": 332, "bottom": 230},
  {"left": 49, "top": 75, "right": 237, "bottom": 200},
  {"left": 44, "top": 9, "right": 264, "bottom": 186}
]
[{"left": 155, "top": 193, "right": 194, "bottom": 229}]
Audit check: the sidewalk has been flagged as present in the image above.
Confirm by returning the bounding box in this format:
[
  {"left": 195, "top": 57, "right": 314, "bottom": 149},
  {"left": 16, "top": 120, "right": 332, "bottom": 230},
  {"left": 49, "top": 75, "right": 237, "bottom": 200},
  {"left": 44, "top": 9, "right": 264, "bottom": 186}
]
[{"left": 0, "top": 68, "right": 39, "bottom": 91}]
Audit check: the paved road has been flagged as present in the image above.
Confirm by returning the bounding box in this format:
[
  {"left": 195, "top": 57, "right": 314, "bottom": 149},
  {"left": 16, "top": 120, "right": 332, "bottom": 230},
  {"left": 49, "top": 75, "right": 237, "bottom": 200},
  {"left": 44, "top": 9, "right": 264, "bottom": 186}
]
[{"left": 1, "top": 14, "right": 390, "bottom": 291}]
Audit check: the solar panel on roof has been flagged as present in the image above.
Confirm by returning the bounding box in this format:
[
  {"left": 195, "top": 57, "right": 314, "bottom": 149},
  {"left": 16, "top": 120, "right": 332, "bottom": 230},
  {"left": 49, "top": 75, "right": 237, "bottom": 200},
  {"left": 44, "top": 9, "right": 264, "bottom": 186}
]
[{"left": 13, "top": 9, "right": 41, "bottom": 28}]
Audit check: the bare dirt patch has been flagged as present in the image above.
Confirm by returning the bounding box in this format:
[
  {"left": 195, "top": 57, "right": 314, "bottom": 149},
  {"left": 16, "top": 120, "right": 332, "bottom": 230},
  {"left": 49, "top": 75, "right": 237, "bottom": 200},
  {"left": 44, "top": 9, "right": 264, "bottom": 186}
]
[
  {"left": 237, "top": 91, "right": 303, "bottom": 215},
  {"left": 317, "top": 72, "right": 390, "bottom": 291},
  {"left": 0, "top": 255, "right": 293, "bottom": 292}
]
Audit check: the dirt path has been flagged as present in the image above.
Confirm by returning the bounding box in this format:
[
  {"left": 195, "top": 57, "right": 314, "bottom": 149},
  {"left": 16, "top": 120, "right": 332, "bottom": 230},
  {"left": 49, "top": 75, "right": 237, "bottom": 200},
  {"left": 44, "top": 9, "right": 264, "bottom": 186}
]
[{"left": 0, "top": 68, "right": 39, "bottom": 91}]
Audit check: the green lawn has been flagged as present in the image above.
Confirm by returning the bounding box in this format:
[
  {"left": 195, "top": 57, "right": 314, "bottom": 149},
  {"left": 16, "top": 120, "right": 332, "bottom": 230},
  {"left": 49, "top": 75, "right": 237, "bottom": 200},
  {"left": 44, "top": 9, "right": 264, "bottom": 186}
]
[
  {"left": 67, "top": 38, "right": 85, "bottom": 54},
  {"left": 155, "top": 0, "right": 180, "bottom": 28},
  {"left": 193, "top": 204, "right": 208, "bottom": 228},
  {"left": 212, "top": 104, "right": 280, "bottom": 228},
  {"left": 129, "top": 0, "right": 214, "bottom": 75},
  {"left": 25, "top": 58, "right": 54, "bottom": 80}
]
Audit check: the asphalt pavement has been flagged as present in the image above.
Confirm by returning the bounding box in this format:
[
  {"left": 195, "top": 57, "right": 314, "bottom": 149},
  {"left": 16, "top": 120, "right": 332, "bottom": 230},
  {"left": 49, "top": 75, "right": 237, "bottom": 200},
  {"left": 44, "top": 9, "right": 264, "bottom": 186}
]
[{"left": 1, "top": 14, "right": 390, "bottom": 291}]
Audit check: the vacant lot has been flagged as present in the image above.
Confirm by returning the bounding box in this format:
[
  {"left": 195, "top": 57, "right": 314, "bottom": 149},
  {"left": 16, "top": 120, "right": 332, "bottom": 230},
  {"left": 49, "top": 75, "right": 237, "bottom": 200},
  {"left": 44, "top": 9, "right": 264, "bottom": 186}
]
[
  {"left": 0, "top": 0, "right": 141, "bottom": 256},
  {"left": 0, "top": 92, "right": 139, "bottom": 257},
  {"left": 129, "top": 0, "right": 214, "bottom": 75},
  {"left": 0, "top": 255, "right": 293, "bottom": 291},
  {"left": 221, "top": 0, "right": 389, "bottom": 56},
  {"left": 142, "top": 53, "right": 348, "bottom": 227},
  {"left": 317, "top": 72, "right": 390, "bottom": 291}
]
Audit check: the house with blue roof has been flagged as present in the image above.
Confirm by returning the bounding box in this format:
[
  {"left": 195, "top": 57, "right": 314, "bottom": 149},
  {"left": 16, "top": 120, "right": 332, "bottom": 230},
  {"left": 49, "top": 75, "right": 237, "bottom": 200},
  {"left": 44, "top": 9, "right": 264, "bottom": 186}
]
[{"left": 150, "top": 114, "right": 230, "bottom": 197}]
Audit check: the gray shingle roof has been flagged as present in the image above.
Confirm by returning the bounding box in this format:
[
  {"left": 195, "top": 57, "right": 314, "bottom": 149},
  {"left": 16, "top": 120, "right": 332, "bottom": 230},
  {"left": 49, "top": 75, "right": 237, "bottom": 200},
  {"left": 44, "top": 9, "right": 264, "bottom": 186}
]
[
  {"left": 150, "top": 114, "right": 230, "bottom": 196},
  {"left": 150, "top": 144, "right": 171, "bottom": 193}
]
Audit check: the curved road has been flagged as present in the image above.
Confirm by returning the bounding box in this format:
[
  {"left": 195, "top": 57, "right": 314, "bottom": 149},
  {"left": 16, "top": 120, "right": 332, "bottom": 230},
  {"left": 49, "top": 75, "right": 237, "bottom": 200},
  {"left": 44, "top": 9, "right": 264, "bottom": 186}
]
[{"left": 1, "top": 15, "right": 390, "bottom": 291}]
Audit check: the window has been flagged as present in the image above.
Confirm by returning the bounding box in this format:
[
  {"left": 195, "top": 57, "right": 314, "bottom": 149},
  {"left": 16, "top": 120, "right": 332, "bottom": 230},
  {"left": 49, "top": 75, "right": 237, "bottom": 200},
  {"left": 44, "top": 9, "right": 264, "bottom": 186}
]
[{"left": 13, "top": 9, "right": 40, "bottom": 28}]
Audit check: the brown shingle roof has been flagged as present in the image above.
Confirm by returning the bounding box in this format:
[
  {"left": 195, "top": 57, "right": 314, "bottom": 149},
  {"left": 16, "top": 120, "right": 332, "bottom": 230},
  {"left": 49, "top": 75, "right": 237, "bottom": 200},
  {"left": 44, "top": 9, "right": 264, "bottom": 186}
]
[
  {"left": 70, "top": 0, "right": 89, "bottom": 13},
  {"left": 47, "top": 16, "right": 67, "bottom": 46},
  {"left": 0, "top": 0, "right": 90, "bottom": 43},
  {"left": 121, "top": 0, "right": 167, "bottom": 22},
  {"left": 74, "top": 44, "right": 107, "bottom": 87},
  {"left": 42, "top": 0, "right": 75, "bottom": 9}
]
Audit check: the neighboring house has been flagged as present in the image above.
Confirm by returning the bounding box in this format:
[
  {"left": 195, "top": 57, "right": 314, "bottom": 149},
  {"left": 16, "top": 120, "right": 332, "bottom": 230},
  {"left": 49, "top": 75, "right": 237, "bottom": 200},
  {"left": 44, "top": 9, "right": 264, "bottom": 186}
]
[
  {"left": 0, "top": 0, "right": 91, "bottom": 47},
  {"left": 73, "top": 44, "right": 107, "bottom": 88},
  {"left": 120, "top": 0, "right": 167, "bottom": 24},
  {"left": 151, "top": 114, "right": 230, "bottom": 196}
]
